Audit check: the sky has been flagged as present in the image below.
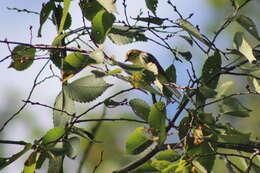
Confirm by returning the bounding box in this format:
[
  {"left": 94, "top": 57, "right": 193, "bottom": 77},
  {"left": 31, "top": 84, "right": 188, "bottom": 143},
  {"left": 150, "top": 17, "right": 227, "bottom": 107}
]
[{"left": 0, "top": 0, "right": 213, "bottom": 172}]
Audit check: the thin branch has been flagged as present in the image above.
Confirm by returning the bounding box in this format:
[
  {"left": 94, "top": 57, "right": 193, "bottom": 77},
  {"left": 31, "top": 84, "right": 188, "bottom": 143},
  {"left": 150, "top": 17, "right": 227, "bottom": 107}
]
[
  {"left": 0, "top": 140, "right": 27, "bottom": 145},
  {"left": 73, "top": 87, "right": 135, "bottom": 121},
  {"left": 0, "top": 60, "right": 50, "bottom": 132},
  {"left": 91, "top": 151, "right": 104, "bottom": 173},
  {"left": 23, "top": 100, "right": 75, "bottom": 117},
  {"left": 74, "top": 118, "right": 147, "bottom": 124}
]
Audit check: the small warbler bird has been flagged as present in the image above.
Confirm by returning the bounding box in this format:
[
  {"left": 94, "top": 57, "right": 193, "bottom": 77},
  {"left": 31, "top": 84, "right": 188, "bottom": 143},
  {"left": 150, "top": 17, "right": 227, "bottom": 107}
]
[{"left": 125, "top": 49, "right": 181, "bottom": 98}]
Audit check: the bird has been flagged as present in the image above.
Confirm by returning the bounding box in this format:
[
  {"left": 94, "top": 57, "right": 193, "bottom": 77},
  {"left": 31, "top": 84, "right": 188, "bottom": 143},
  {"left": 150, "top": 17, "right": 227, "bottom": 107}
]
[{"left": 125, "top": 49, "right": 181, "bottom": 99}]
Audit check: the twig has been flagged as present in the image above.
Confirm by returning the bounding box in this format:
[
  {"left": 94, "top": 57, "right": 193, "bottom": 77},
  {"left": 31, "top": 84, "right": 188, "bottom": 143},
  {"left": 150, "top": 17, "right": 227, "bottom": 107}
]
[
  {"left": 74, "top": 118, "right": 146, "bottom": 124},
  {"left": 0, "top": 60, "right": 50, "bottom": 132},
  {"left": 91, "top": 151, "right": 104, "bottom": 173}
]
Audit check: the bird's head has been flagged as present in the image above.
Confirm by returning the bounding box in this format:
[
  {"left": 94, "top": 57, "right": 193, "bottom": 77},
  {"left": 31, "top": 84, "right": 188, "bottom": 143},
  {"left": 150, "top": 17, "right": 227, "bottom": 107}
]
[{"left": 125, "top": 49, "right": 143, "bottom": 63}]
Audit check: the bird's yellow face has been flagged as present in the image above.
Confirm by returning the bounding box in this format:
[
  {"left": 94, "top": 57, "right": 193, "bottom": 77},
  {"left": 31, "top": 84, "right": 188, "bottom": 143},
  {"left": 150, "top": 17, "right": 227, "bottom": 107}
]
[{"left": 125, "top": 49, "right": 143, "bottom": 64}]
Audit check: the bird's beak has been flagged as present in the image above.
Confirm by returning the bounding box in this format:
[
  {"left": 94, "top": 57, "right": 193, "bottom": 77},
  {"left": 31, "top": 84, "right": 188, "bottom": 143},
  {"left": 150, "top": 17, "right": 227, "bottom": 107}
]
[{"left": 124, "top": 58, "right": 129, "bottom": 62}]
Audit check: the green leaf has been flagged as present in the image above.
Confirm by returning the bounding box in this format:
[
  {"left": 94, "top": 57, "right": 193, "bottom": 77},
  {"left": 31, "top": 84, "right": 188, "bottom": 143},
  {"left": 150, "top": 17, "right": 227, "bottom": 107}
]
[
  {"left": 91, "top": 9, "right": 115, "bottom": 44},
  {"left": 63, "top": 75, "right": 112, "bottom": 103},
  {"left": 47, "top": 156, "right": 63, "bottom": 173},
  {"left": 58, "top": 0, "right": 71, "bottom": 34},
  {"left": 155, "top": 150, "right": 180, "bottom": 162},
  {"left": 187, "top": 142, "right": 215, "bottom": 172},
  {"left": 179, "top": 19, "right": 210, "bottom": 46},
  {"left": 9, "top": 45, "right": 35, "bottom": 71},
  {"left": 134, "top": 17, "right": 164, "bottom": 25},
  {"left": 130, "top": 160, "right": 158, "bottom": 173},
  {"left": 219, "top": 97, "right": 251, "bottom": 117},
  {"left": 150, "top": 159, "right": 172, "bottom": 171},
  {"left": 50, "top": 33, "right": 69, "bottom": 68},
  {"left": 179, "top": 35, "right": 193, "bottom": 46},
  {"left": 201, "top": 51, "right": 222, "bottom": 89},
  {"left": 178, "top": 117, "right": 189, "bottom": 141},
  {"left": 97, "top": 0, "right": 117, "bottom": 13},
  {"left": 165, "top": 64, "right": 176, "bottom": 83},
  {"left": 178, "top": 50, "right": 192, "bottom": 61},
  {"left": 38, "top": 1, "right": 54, "bottom": 37},
  {"left": 88, "top": 48, "right": 105, "bottom": 64},
  {"left": 53, "top": 89, "right": 75, "bottom": 127},
  {"left": 148, "top": 102, "right": 166, "bottom": 144},
  {"left": 65, "top": 136, "right": 80, "bottom": 159},
  {"left": 192, "top": 160, "right": 207, "bottom": 173},
  {"left": 36, "top": 152, "right": 47, "bottom": 169},
  {"left": 42, "top": 127, "right": 65, "bottom": 144},
  {"left": 145, "top": 0, "right": 158, "bottom": 15},
  {"left": 125, "top": 126, "right": 153, "bottom": 155},
  {"left": 198, "top": 113, "right": 215, "bottom": 125},
  {"left": 63, "top": 52, "right": 96, "bottom": 74},
  {"left": 199, "top": 85, "right": 217, "bottom": 98},
  {"left": 234, "top": 0, "right": 247, "bottom": 9},
  {"left": 215, "top": 123, "right": 251, "bottom": 144},
  {"left": 233, "top": 32, "right": 257, "bottom": 64},
  {"left": 215, "top": 81, "right": 235, "bottom": 98},
  {"left": 108, "top": 25, "right": 148, "bottom": 45},
  {"left": 253, "top": 78, "right": 260, "bottom": 94},
  {"left": 23, "top": 152, "right": 39, "bottom": 173},
  {"left": 129, "top": 98, "right": 150, "bottom": 121},
  {"left": 79, "top": 0, "right": 104, "bottom": 21},
  {"left": 236, "top": 15, "right": 260, "bottom": 40},
  {"left": 71, "top": 126, "right": 95, "bottom": 141},
  {"left": 117, "top": 61, "right": 144, "bottom": 73},
  {"left": 0, "top": 143, "right": 32, "bottom": 169}
]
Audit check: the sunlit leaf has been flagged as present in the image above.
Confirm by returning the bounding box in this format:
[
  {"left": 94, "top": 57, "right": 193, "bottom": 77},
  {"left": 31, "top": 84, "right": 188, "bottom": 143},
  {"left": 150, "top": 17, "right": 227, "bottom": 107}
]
[
  {"left": 155, "top": 150, "right": 180, "bottom": 162},
  {"left": 129, "top": 98, "right": 150, "bottom": 121},
  {"left": 179, "top": 19, "right": 210, "bottom": 46},
  {"left": 53, "top": 89, "right": 75, "bottom": 127},
  {"left": 130, "top": 160, "right": 158, "bottom": 173},
  {"left": 215, "top": 81, "right": 235, "bottom": 98},
  {"left": 233, "top": 32, "right": 257, "bottom": 64},
  {"left": 148, "top": 102, "right": 166, "bottom": 145},
  {"left": 91, "top": 9, "right": 115, "bottom": 44},
  {"left": 88, "top": 48, "right": 105, "bottom": 64},
  {"left": 23, "top": 152, "right": 39, "bottom": 173},
  {"left": 236, "top": 15, "right": 260, "bottom": 40},
  {"left": 201, "top": 51, "right": 222, "bottom": 89},
  {"left": 58, "top": 0, "right": 71, "bottom": 34},
  {"left": 125, "top": 126, "right": 153, "bottom": 155},
  {"left": 97, "top": 0, "right": 117, "bottom": 13},
  {"left": 108, "top": 25, "right": 147, "bottom": 45},
  {"left": 64, "top": 75, "right": 112, "bottom": 103},
  {"left": 42, "top": 127, "right": 65, "bottom": 144},
  {"left": 9, "top": 45, "right": 35, "bottom": 71},
  {"left": 253, "top": 78, "right": 260, "bottom": 94},
  {"left": 192, "top": 160, "right": 207, "bottom": 173},
  {"left": 234, "top": 0, "right": 248, "bottom": 9},
  {"left": 145, "top": 0, "right": 158, "bottom": 15},
  {"left": 63, "top": 52, "right": 96, "bottom": 74}
]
